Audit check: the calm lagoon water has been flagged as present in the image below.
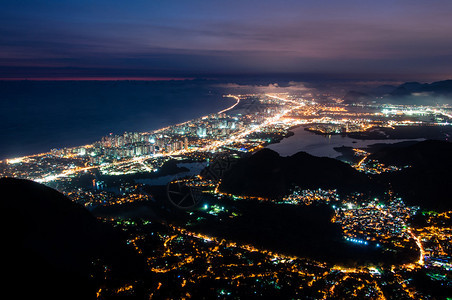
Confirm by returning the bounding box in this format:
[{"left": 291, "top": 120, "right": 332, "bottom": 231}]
[
  {"left": 136, "top": 162, "right": 207, "bottom": 186},
  {"left": 267, "top": 126, "right": 424, "bottom": 158}
]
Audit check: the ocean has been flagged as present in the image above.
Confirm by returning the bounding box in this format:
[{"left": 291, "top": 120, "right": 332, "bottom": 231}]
[
  {"left": 0, "top": 79, "right": 428, "bottom": 161},
  {"left": 0, "top": 80, "right": 234, "bottom": 159}
]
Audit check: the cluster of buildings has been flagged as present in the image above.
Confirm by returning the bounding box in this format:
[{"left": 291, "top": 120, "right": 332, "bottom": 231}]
[
  {"left": 353, "top": 157, "right": 406, "bottom": 174},
  {"left": 0, "top": 154, "right": 89, "bottom": 182},
  {"left": 96, "top": 216, "right": 429, "bottom": 299},
  {"left": 305, "top": 121, "right": 373, "bottom": 135},
  {"left": 279, "top": 187, "right": 340, "bottom": 205},
  {"left": 414, "top": 211, "right": 452, "bottom": 271},
  {"left": 98, "top": 132, "right": 188, "bottom": 160},
  {"left": 66, "top": 181, "right": 152, "bottom": 208},
  {"left": 333, "top": 198, "right": 419, "bottom": 249}
]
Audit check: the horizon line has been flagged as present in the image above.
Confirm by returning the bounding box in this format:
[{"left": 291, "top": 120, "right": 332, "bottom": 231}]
[{"left": 0, "top": 76, "right": 195, "bottom": 81}]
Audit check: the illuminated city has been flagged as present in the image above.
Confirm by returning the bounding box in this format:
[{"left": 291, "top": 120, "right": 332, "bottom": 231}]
[
  {"left": 2, "top": 1, "right": 452, "bottom": 299},
  {"left": 2, "top": 89, "right": 452, "bottom": 298}
]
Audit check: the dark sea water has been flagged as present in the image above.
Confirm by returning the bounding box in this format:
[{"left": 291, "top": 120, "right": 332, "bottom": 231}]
[
  {"left": 0, "top": 80, "right": 234, "bottom": 159},
  {"left": 0, "top": 80, "right": 429, "bottom": 161}
]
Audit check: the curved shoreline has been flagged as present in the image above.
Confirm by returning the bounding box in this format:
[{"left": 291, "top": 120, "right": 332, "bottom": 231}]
[
  {"left": 2, "top": 94, "right": 239, "bottom": 162},
  {"left": 218, "top": 95, "right": 240, "bottom": 114},
  {"left": 151, "top": 95, "right": 238, "bottom": 134}
]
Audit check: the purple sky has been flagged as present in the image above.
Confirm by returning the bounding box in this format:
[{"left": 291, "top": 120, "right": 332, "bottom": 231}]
[{"left": 1, "top": 0, "right": 452, "bottom": 80}]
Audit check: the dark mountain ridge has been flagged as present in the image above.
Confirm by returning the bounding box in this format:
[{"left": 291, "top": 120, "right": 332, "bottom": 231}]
[
  {"left": 369, "top": 139, "right": 452, "bottom": 168},
  {"left": 342, "top": 79, "right": 452, "bottom": 104},
  {"left": 370, "top": 140, "right": 452, "bottom": 210},
  {"left": 219, "top": 140, "right": 452, "bottom": 211},
  {"left": 390, "top": 80, "right": 452, "bottom": 96},
  {"left": 219, "top": 148, "right": 371, "bottom": 198}
]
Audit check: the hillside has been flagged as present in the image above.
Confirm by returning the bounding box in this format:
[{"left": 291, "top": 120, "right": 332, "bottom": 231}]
[
  {"left": 219, "top": 148, "right": 371, "bottom": 198},
  {"left": 389, "top": 80, "right": 452, "bottom": 97},
  {"left": 0, "top": 178, "right": 145, "bottom": 299},
  {"left": 370, "top": 140, "right": 452, "bottom": 210},
  {"left": 342, "top": 79, "right": 452, "bottom": 104},
  {"left": 369, "top": 139, "right": 452, "bottom": 168}
]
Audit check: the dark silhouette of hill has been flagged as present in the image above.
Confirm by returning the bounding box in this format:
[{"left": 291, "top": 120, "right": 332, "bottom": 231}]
[
  {"left": 219, "top": 142, "right": 452, "bottom": 210},
  {"left": 219, "top": 148, "right": 371, "bottom": 198},
  {"left": 342, "top": 90, "right": 372, "bottom": 103},
  {"left": 341, "top": 85, "right": 396, "bottom": 103},
  {"left": 385, "top": 80, "right": 452, "bottom": 104},
  {"left": 370, "top": 140, "right": 452, "bottom": 210},
  {"left": 373, "top": 84, "right": 397, "bottom": 96},
  {"left": 369, "top": 139, "right": 452, "bottom": 168},
  {"left": 390, "top": 80, "right": 452, "bottom": 96},
  {"left": 0, "top": 178, "right": 146, "bottom": 300},
  {"left": 390, "top": 81, "right": 425, "bottom": 96},
  {"left": 342, "top": 80, "right": 452, "bottom": 105}
]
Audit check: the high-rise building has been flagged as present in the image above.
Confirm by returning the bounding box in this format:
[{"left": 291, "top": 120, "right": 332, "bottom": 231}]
[{"left": 197, "top": 126, "right": 207, "bottom": 138}]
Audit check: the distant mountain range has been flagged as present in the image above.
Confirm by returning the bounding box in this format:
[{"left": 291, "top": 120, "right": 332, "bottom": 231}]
[
  {"left": 390, "top": 80, "right": 452, "bottom": 97},
  {"left": 343, "top": 79, "right": 452, "bottom": 104}
]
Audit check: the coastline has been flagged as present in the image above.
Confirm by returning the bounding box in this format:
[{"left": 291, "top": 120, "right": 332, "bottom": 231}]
[
  {"left": 0, "top": 89, "right": 237, "bottom": 161},
  {"left": 0, "top": 80, "right": 237, "bottom": 160}
]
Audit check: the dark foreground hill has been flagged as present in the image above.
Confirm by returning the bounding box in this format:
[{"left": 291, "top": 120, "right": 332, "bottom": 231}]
[
  {"left": 369, "top": 139, "right": 452, "bottom": 168},
  {"left": 219, "top": 148, "right": 371, "bottom": 198},
  {"left": 370, "top": 140, "right": 452, "bottom": 210},
  {"left": 0, "top": 178, "right": 145, "bottom": 300}
]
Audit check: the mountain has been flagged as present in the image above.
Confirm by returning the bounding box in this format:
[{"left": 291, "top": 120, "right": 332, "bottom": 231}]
[
  {"left": 371, "top": 140, "right": 452, "bottom": 210},
  {"left": 219, "top": 148, "right": 371, "bottom": 198},
  {"left": 390, "top": 81, "right": 425, "bottom": 96},
  {"left": 369, "top": 139, "right": 452, "bottom": 168},
  {"left": 386, "top": 80, "right": 452, "bottom": 104},
  {"left": 219, "top": 141, "right": 452, "bottom": 210},
  {"left": 373, "top": 84, "right": 398, "bottom": 96},
  {"left": 342, "top": 85, "right": 397, "bottom": 103},
  {"left": 341, "top": 84, "right": 396, "bottom": 104},
  {"left": 342, "top": 80, "right": 452, "bottom": 104},
  {"left": 389, "top": 80, "right": 452, "bottom": 97},
  {"left": 0, "top": 177, "right": 145, "bottom": 300},
  {"left": 342, "top": 91, "right": 372, "bottom": 103}
]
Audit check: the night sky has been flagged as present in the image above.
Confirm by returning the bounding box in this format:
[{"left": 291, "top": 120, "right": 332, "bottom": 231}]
[{"left": 1, "top": 0, "right": 452, "bottom": 80}]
